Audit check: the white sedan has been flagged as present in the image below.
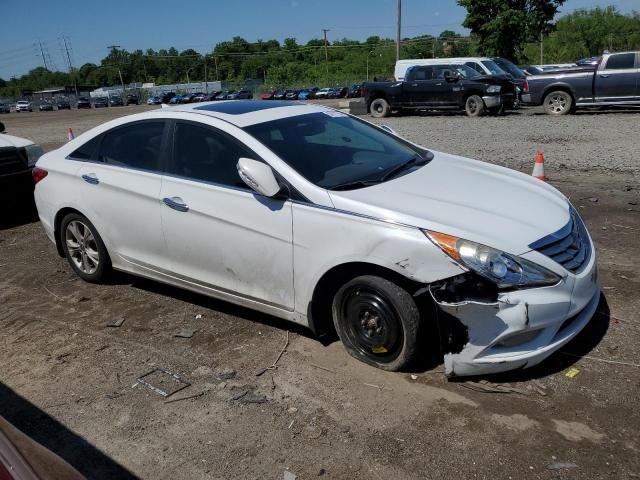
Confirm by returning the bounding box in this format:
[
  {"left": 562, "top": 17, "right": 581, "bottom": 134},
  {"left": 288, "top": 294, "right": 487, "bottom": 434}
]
[{"left": 33, "top": 101, "right": 600, "bottom": 376}]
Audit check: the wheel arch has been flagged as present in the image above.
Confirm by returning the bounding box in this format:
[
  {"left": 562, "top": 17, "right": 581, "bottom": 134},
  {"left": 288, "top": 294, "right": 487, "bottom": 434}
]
[
  {"left": 307, "top": 261, "right": 425, "bottom": 337},
  {"left": 542, "top": 84, "right": 576, "bottom": 103}
]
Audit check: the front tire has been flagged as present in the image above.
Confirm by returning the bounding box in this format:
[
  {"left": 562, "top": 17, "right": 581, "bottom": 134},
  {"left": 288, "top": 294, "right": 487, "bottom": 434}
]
[
  {"left": 332, "top": 275, "right": 420, "bottom": 371},
  {"left": 543, "top": 90, "right": 573, "bottom": 115},
  {"left": 60, "top": 213, "right": 110, "bottom": 283},
  {"left": 369, "top": 98, "right": 390, "bottom": 118},
  {"left": 465, "top": 95, "right": 485, "bottom": 117}
]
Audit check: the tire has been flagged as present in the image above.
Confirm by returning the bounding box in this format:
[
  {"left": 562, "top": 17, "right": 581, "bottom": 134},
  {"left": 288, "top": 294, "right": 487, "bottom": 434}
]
[
  {"left": 543, "top": 90, "right": 573, "bottom": 115},
  {"left": 369, "top": 98, "right": 390, "bottom": 118},
  {"left": 332, "top": 275, "right": 420, "bottom": 371},
  {"left": 465, "top": 94, "right": 485, "bottom": 117},
  {"left": 60, "top": 213, "right": 111, "bottom": 283}
]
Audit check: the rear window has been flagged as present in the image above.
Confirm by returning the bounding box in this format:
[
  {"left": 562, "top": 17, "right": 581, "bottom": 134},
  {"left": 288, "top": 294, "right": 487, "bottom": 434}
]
[
  {"left": 98, "top": 121, "right": 165, "bottom": 171},
  {"left": 69, "top": 136, "right": 100, "bottom": 161},
  {"left": 605, "top": 53, "right": 636, "bottom": 70}
]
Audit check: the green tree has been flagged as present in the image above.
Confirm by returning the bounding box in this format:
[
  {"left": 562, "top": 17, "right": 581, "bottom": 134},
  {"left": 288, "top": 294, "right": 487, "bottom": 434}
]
[{"left": 458, "top": 0, "right": 565, "bottom": 61}]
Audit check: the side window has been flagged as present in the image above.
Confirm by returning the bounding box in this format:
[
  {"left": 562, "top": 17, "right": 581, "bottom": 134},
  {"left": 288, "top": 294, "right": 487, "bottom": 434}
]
[
  {"left": 408, "top": 67, "right": 433, "bottom": 81},
  {"left": 465, "top": 62, "right": 484, "bottom": 74},
  {"left": 168, "top": 122, "right": 254, "bottom": 189},
  {"left": 98, "top": 121, "right": 165, "bottom": 171},
  {"left": 68, "top": 136, "right": 100, "bottom": 161},
  {"left": 604, "top": 53, "right": 636, "bottom": 70}
]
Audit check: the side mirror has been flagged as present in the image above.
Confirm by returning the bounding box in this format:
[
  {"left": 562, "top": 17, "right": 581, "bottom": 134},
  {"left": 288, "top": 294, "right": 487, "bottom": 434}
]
[
  {"left": 237, "top": 158, "right": 281, "bottom": 197},
  {"left": 0, "top": 122, "right": 4, "bottom": 133},
  {"left": 380, "top": 124, "right": 398, "bottom": 136}
]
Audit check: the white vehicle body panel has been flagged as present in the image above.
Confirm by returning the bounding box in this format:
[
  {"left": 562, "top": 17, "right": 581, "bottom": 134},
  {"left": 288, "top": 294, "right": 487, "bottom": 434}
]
[
  {"left": 0, "top": 133, "right": 34, "bottom": 149},
  {"left": 395, "top": 57, "right": 498, "bottom": 80},
  {"left": 34, "top": 101, "right": 600, "bottom": 376}
]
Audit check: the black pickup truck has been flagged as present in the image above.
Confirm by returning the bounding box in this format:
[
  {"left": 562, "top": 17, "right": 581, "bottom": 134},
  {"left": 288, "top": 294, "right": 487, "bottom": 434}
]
[
  {"left": 521, "top": 51, "right": 640, "bottom": 115},
  {"left": 363, "top": 64, "right": 517, "bottom": 117}
]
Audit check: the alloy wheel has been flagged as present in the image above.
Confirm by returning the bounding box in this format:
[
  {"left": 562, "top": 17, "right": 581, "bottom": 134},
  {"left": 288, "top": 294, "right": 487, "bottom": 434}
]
[{"left": 65, "top": 220, "right": 100, "bottom": 274}]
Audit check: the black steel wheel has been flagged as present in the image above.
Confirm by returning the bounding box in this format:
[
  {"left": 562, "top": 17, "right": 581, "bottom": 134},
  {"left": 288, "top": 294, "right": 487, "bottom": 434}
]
[{"left": 332, "top": 275, "right": 420, "bottom": 371}]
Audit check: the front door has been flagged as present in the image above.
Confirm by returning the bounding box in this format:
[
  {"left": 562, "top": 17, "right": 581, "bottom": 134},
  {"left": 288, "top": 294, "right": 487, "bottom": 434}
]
[
  {"left": 159, "top": 120, "right": 295, "bottom": 310},
  {"left": 595, "top": 52, "right": 639, "bottom": 102}
]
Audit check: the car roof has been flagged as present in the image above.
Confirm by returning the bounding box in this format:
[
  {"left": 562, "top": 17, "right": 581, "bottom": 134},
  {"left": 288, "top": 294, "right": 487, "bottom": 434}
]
[{"left": 155, "top": 100, "right": 336, "bottom": 128}]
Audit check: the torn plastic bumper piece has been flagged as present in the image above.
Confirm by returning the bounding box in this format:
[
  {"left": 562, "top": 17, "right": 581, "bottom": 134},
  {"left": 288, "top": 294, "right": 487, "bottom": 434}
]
[{"left": 432, "top": 267, "right": 600, "bottom": 377}]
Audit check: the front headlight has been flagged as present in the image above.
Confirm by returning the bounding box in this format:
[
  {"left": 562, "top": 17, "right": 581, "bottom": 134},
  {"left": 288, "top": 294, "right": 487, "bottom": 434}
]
[
  {"left": 486, "top": 85, "right": 502, "bottom": 93},
  {"left": 25, "top": 144, "right": 44, "bottom": 167},
  {"left": 424, "top": 230, "right": 561, "bottom": 289}
]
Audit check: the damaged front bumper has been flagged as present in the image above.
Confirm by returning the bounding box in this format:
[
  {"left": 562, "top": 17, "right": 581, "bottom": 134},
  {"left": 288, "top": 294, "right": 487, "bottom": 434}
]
[{"left": 433, "top": 250, "right": 600, "bottom": 377}]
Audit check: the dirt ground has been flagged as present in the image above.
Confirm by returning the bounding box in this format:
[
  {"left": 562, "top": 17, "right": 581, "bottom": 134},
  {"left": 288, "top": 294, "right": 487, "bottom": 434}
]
[{"left": 1, "top": 104, "right": 639, "bottom": 480}]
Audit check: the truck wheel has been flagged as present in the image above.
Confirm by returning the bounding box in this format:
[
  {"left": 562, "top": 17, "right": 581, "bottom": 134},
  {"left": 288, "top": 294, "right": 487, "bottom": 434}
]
[
  {"left": 332, "top": 275, "right": 420, "bottom": 371},
  {"left": 543, "top": 90, "right": 573, "bottom": 115},
  {"left": 370, "top": 98, "right": 390, "bottom": 118},
  {"left": 465, "top": 95, "right": 485, "bottom": 117}
]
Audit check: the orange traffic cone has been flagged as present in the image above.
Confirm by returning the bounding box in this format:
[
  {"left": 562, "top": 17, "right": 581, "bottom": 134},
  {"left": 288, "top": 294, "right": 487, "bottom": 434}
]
[
  {"left": 67, "top": 128, "right": 74, "bottom": 141},
  {"left": 532, "top": 151, "right": 546, "bottom": 181}
]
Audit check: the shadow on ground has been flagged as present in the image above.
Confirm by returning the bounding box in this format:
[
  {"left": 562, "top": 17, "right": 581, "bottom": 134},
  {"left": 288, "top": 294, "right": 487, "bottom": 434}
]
[
  {"left": 0, "top": 382, "right": 138, "bottom": 479},
  {"left": 1, "top": 189, "right": 38, "bottom": 231}
]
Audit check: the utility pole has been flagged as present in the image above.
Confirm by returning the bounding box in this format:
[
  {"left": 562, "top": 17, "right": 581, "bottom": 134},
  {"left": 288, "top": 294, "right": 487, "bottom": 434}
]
[
  {"left": 204, "top": 55, "right": 208, "bottom": 93},
  {"left": 61, "top": 35, "right": 78, "bottom": 97},
  {"left": 214, "top": 55, "right": 219, "bottom": 80},
  {"left": 432, "top": 37, "right": 436, "bottom": 58},
  {"left": 38, "top": 41, "right": 49, "bottom": 70},
  {"left": 540, "top": 32, "right": 543, "bottom": 65},
  {"left": 396, "top": 0, "right": 401, "bottom": 62},
  {"left": 107, "top": 45, "right": 126, "bottom": 92},
  {"left": 322, "top": 29, "right": 330, "bottom": 76}
]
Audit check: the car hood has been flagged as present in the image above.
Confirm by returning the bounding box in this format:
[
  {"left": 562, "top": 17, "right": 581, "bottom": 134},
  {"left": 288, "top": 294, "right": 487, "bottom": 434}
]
[
  {"left": 328, "top": 151, "right": 570, "bottom": 255},
  {"left": 0, "top": 133, "right": 34, "bottom": 149}
]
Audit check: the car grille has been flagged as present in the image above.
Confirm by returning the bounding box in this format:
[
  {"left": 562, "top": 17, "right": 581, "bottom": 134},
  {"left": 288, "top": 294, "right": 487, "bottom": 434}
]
[
  {"left": 0, "top": 147, "right": 27, "bottom": 176},
  {"left": 529, "top": 209, "right": 591, "bottom": 274}
]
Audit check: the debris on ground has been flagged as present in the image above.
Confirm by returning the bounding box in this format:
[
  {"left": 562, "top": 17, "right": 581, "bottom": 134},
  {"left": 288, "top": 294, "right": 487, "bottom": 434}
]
[
  {"left": 303, "top": 425, "right": 324, "bottom": 439},
  {"left": 460, "top": 380, "right": 529, "bottom": 394},
  {"left": 174, "top": 326, "right": 198, "bottom": 338},
  {"left": 164, "top": 391, "right": 205, "bottom": 404},
  {"left": 106, "top": 316, "right": 126, "bottom": 328},
  {"left": 565, "top": 367, "right": 581, "bottom": 379},
  {"left": 256, "top": 330, "right": 289, "bottom": 376},
  {"left": 137, "top": 368, "right": 191, "bottom": 397},
  {"left": 216, "top": 367, "right": 237, "bottom": 380},
  {"left": 283, "top": 471, "right": 297, "bottom": 480}
]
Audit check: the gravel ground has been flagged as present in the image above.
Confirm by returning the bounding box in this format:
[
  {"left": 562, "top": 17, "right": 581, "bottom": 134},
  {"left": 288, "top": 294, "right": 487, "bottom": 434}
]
[{"left": 0, "top": 105, "right": 639, "bottom": 479}]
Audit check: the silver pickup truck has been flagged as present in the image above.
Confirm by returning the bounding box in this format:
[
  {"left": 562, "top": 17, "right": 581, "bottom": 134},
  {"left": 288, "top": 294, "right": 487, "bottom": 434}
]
[{"left": 521, "top": 51, "right": 640, "bottom": 115}]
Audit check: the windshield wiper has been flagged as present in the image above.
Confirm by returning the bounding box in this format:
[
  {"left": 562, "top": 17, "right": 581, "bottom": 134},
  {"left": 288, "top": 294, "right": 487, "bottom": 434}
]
[
  {"left": 329, "top": 179, "right": 382, "bottom": 191},
  {"left": 380, "top": 154, "right": 426, "bottom": 182}
]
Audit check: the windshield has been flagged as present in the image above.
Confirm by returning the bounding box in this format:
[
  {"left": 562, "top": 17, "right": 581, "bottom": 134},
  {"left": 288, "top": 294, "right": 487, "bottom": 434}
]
[
  {"left": 480, "top": 60, "right": 507, "bottom": 75},
  {"left": 493, "top": 58, "right": 526, "bottom": 78},
  {"left": 244, "top": 112, "right": 429, "bottom": 190}
]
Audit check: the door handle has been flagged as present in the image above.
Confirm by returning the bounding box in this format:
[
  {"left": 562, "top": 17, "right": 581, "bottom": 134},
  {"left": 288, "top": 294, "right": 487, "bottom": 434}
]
[
  {"left": 411, "top": 83, "right": 418, "bottom": 87},
  {"left": 163, "top": 197, "right": 189, "bottom": 212},
  {"left": 600, "top": 74, "right": 610, "bottom": 78},
  {"left": 435, "top": 83, "right": 443, "bottom": 86},
  {"left": 81, "top": 173, "right": 99, "bottom": 185}
]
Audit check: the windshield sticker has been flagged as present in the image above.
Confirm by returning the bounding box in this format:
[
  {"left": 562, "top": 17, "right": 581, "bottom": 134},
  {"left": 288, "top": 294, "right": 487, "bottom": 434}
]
[{"left": 323, "top": 110, "right": 348, "bottom": 118}]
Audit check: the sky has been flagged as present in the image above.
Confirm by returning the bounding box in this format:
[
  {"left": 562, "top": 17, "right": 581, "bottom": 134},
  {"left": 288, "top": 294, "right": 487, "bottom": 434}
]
[{"left": 1, "top": 0, "right": 637, "bottom": 79}]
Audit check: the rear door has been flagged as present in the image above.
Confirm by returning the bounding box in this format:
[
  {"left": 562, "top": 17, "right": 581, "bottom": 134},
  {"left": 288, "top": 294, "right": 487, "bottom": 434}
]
[
  {"left": 595, "top": 53, "right": 639, "bottom": 102},
  {"left": 74, "top": 120, "right": 168, "bottom": 269},
  {"left": 159, "top": 120, "right": 294, "bottom": 310},
  {"left": 404, "top": 66, "right": 446, "bottom": 105}
]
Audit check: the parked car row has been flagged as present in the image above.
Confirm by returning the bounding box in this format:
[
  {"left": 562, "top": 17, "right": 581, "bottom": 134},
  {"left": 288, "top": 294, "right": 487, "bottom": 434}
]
[{"left": 261, "top": 85, "right": 361, "bottom": 101}]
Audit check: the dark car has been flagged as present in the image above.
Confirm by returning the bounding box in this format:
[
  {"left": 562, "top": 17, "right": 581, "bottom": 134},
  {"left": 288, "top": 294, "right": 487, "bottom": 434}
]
[
  {"left": 93, "top": 96, "right": 109, "bottom": 108},
  {"left": 169, "top": 95, "right": 182, "bottom": 104},
  {"left": 38, "top": 101, "right": 54, "bottom": 111},
  {"left": 179, "top": 93, "right": 196, "bottom": 103},
  {"left": 161, "top": 91, "right": 176, "bottom": 103},
  {"left": 348, "top": 84, "right": 363, "bottom": 98},
  {"left": 0, "top": 121, "right": 43, "bottom": 195},
  {"left": 147, "top": 96, "right": 162, "bottom": 105},
  {"left": 126, "top": 94, "right": 139, "bottom": 105},
  {"left": 109, "top": 95, "right": 124, "bottom": 106},
  {"left": 522, "top": 66, "right": 544, "bottom": 76},
  {"left": 575, "top": 56, "right": 601, "bottom": 67},
  {"left": 0, "top": 102, "right": 10, "bottom": 113},
  {"left": 364, "top": 63, "right": 517, "bottom": 117},
  {"left": 285, "top": 89, "right": 301, "bottom": 100},
  {"left": 215, "top": 91, "right": 230, "bottom": 100},
  {"left": 76, "top": 97, "right": 91, "bottom": 109},
  {"left": 334, "top": 87, "right": 348, "bottom": 98},
  {"left": 204, "top": 91, "right": 222, "bottom": 101},
  {"left": 261, "top": 90, "right": 275, "bottom": 100},
  {"left": 192, "top": 92, "right": 207, "bottom": 102},
  {"left": 273, "top": 90, "right": 287, "bottom": 100},
  {"left": 55, "top": 98, "right": 71, "bottom": 109}
]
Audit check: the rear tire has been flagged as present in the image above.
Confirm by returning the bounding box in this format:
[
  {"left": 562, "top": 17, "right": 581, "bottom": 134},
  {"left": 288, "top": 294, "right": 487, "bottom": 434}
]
[
  {"left": 60, "top": 213, "right": 111, "bottom": 283},
  {"left": 543, "top": 90, "right": 573, "bottom": 115},
  {"left": 332, "top": 275, "right": 420, "bottom": 371},
  {"left": 369, "top": 98, "right": 390, "bottom": 118},
  {"left": 465, "top": 95, "right": 485, "bottom": 117}
]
